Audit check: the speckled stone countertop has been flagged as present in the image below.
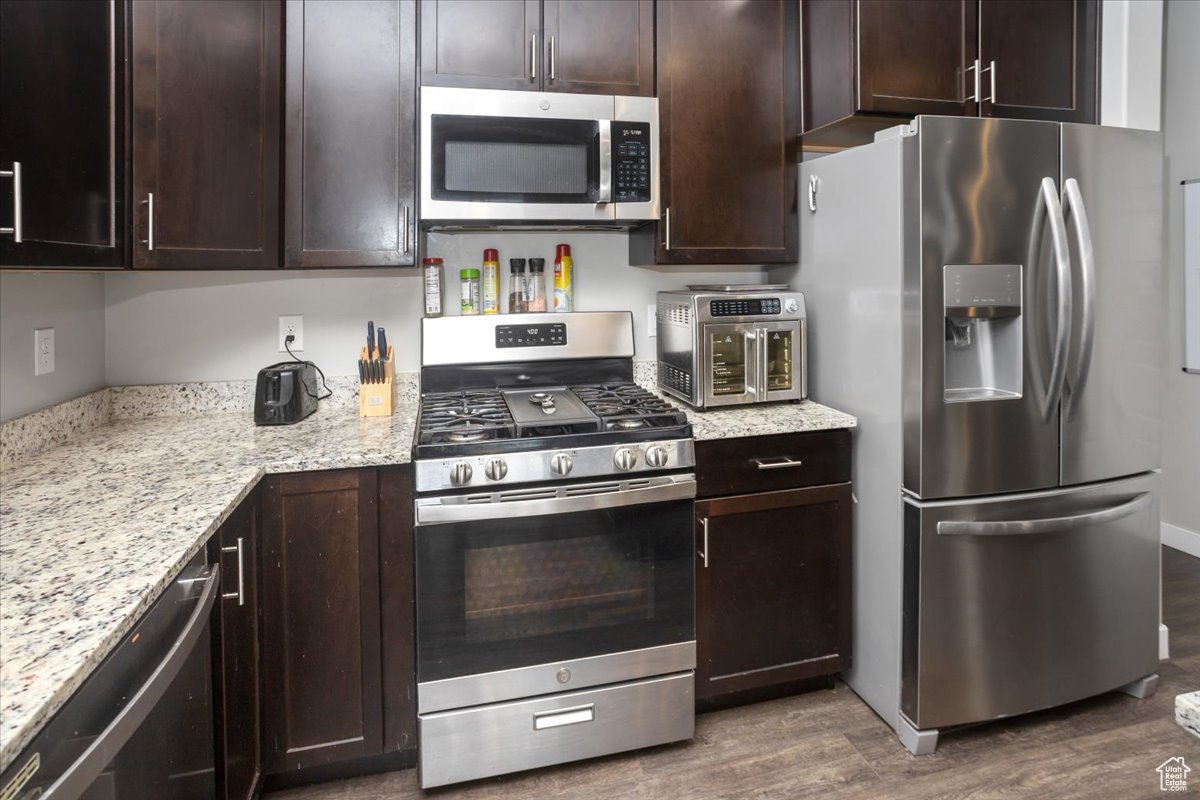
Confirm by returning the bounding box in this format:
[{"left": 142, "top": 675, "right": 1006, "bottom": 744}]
[
  {"left": 0, "top": 373, "right": 854, "bottom": 771},
  {"left": 1179, "top": 691, "right": 1200, "bottom": 739}
]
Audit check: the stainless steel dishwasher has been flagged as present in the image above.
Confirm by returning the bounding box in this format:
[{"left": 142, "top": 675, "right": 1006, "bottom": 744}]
[{"left": 1, "top": 553, "right": 220, "bottom": 799}]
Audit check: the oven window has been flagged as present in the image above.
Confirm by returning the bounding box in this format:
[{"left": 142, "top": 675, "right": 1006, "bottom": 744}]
[
  {"left": 417, "top": 500, "right": 694, "bottom": 683},
  {"left": 430, "top": 114, "right": 600, "bottom": 203},
  {"left": 765, "top": 330, "right": 793, "bottom": 391},
  {"left": 711, "top": 332, "right": 747, "bottom": 395}
]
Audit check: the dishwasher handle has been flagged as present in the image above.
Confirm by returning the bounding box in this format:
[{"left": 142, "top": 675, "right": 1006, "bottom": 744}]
[{"left": 43, "top": 563, "right": 220, "bottom": 800}]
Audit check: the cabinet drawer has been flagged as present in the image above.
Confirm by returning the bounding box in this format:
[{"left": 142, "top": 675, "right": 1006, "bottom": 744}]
[{"left": 695, "top": 430, "right": 850, "bottom": 498}]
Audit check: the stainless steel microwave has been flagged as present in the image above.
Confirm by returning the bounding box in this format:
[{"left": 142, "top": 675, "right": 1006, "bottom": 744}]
[
  {"left": 657, "top": 287, "right": 808, "bottom": 408},
  {"left": 420, "top": 86, "right": 659, "bottom": 226}
]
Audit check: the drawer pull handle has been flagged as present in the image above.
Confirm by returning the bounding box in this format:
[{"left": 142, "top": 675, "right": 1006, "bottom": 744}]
[
  {"left": 533, "top": 704, "right": 595, "bottom": 730},
  {"left": 753, "top": 457, "right": 803, "bottom": 471},
  {"left": 699, "top": 517, "right": 709, "bottom": 568}
]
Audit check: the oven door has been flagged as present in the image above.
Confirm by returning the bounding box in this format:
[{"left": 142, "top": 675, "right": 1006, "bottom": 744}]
[
  {"left": 415, "top": 475, "right": 696, "bottom": 713},
  {"left": 700, "top": 322, "right": 759, "bottom": 407},
  {"left": 420, "top": 87, "right": 614, "bottom": 222},
  {"left": 756, "top": 320, "right": 807, "bottom": 402}
]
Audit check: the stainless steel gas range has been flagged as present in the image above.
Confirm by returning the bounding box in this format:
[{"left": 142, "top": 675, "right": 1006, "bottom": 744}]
[{"left": 412, "top": 311, "right": 696, "bottom": 788}]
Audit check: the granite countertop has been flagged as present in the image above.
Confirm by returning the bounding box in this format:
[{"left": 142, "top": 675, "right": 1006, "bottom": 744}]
[
  {"left": 1179, "top": 690, "right": 1200, "bottom": 739},
  {"left": 0, "top": 380, "right": 855, "bottom": 771}
]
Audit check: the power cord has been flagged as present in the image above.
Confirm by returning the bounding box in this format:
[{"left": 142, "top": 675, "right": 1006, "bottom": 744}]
[{"left": 282, "top": 334, "right": 333, "bottom": 401}]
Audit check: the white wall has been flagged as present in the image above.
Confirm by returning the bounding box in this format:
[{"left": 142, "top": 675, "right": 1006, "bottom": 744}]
[
  {"left": 1101, "top": 0, "right": 1164, "bottom": 131},
  {"left": 1160, "top": 0, "right": 1200, "bottom": 538},
  {"left": 103, "top": 231, "right": 762, "bottom": 385},
  {"left": 0, "top": 273, "right": 106, "bottom": 421}
]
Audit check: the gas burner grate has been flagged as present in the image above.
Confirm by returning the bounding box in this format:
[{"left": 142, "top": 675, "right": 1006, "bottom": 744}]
[
  {"left": 570, "top": 383, "right": 689, "bottom": 431},
  {"left": 418, "top": 390, "right": 516, "bottom": 445}
]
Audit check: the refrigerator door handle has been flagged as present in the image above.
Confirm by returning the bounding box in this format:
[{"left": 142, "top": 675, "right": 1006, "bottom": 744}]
[
  {"left": 1060, "top": 178, "right": 1096, "bottom": 421},
  {"left": 1028, "top": 176, "right": 1073, "bottom": 422},
  {"left": 936, "top": 493, "right": 1150, "bottom": 537}
]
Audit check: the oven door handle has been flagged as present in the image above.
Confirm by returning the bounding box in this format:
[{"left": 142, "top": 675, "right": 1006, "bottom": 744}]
[
  {"left": 596, "top": 120, "right": 613, "bottom": 204},
  {"left": 416, "top": 475, "right": 696, "bottom": 525}
]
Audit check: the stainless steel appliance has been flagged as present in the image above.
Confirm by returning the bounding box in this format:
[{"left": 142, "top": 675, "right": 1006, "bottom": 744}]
[
  {"left": 413, "top": 311, "right": 695, "bottom": 788},
  {"left": 656, "top": 285, "right": 807, "bottom": 408},
  {"left": 0, "top": 554, "right": 219, "bottom": 799},
  {"left": 420, "top": 86, "right": 658, "bottom": 226},
  {"left": 792, "top": 116, "right": 1164, "bottom": 754}
]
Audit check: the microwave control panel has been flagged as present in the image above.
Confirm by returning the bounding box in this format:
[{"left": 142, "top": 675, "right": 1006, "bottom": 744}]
[
  {"left": 495, "top": 323, "right": 567, "bottom": 348},
  {"left": 709, "top": 298, "right": 782, "bottom": 317},
  {"left": 613, "top": 123, "right": 651, "bottom": 202}
]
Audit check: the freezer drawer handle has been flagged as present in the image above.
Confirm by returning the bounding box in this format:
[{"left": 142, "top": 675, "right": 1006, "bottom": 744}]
[
  {"left": 936, "top": 493, "right": 1150, "bottom": 537},
  {"left": 41, "top": 564, "right": 220, "bottom": 800},
  {"left": 533, "top": 704, "right": 595, "bottom": 730}
]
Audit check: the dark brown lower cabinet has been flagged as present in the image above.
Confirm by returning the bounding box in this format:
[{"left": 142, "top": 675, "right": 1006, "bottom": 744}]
[
  {"left": 377, "top": 465, "right": 417, "bottom": 755},
  {"left": 259, "top": 469, "right": 384, "bottom": 773},
  {"left": 695, "top": 483, "right": 852, "bottom": 702},
  {"left": 215, "top": 491, "right": 262, "bottom": 800}
]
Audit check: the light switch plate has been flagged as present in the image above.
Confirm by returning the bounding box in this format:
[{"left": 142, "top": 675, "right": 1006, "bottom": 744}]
[
  {"left": 647, "top": 304, "right": 657, "bottom": 338},
  {"left": 279, "top": 315, "right": 304, "bottom": 352},
  {"left": 34, "top": 328, "right": 55, "bottom": 375}
]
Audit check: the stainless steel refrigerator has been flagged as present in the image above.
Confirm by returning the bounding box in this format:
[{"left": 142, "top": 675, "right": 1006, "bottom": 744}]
[{"left": 789, "top": 116, "right": 1163, "bottom": 754}]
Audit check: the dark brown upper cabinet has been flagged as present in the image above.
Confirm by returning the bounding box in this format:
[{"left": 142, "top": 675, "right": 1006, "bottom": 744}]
[
  {"left": 630, "top": 0, "right": 798, "bottom": 266},
  {"left": 284, "top": 0, "right": 417, "bottom": 268},
  {"left": 259, "top": 469, "right": 384, "bottom": 774},
  {"left": 0, "top": 0, "right": 127, "bottom": 269},
  {"left": 420, "top": 0, "right": 653, "bottom": 96},
  {"left": 131, "top": 0, "right": 281, "bottom": 269},
  {"left": 978, "top": 0, "right": 1098, "bottom": 123},
  {"left": 801, "top": 0, "right": 1098, "bottom": 150}
]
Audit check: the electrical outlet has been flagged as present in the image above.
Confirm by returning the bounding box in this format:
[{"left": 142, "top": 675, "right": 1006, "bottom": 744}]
[
  {"left": 34, "top": 328, "right": 55, "bottom": 375},
  {"left": 278, "top": 315, "right": 304, "bottom": 352},
  {"left": 647, "top": 304, "right": 658, "bottom": 338}
]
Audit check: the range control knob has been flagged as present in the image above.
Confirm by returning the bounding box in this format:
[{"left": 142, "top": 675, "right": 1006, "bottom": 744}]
[
  {"left": 614, "top": 447, "right": 639, "bottom": 472},
  {"left": 645, "top": 445, "right": 669, "bottom": 468},
  {"left": 484, "top": 458, "right": 508, "bottom": 481},
  {"left": 550, "top": 452, "right": 573, "bottom": 476},
  {"left": 784, "top": 298, "right": 800, "bottom": 314},
  {"left": 450, "top": 461, "right": 473, "bottom": 486}
]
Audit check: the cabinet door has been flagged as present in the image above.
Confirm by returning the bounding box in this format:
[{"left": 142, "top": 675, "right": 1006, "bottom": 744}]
[
  {"left": 857, "top": 0, "right": 977, "bottom": 118},
  {"left": 284, "top": 0, "right": 416, "bottom": 268},
  {"left": 260, "top": 469, "right": 383, "bottom": 773},
  {"left": 0, "top": 0, "right": 126, "bottom": 268},
  {"left": 419, "top": 0, "right": 540, "bottom": 91},
  {"left": 542, "top": 0, "right": 653, "bottom": 96},
  {"left": 979, "top": 0, "right": 1098, "bottom": 122},
  {"left": 377, "top": 465, "right": 416, "bottom": 754},
  {"left": 217, "top": 493, "right": 261, "bottom": 800},
  {"left": 131, "top": 0, "right": 281, "bottom": 269},
  {"left": 639, "top": 0, "right": 797, "bottom": 265},
  {"left": 695, "top": 484, "right": 852, "bottom": 701}
]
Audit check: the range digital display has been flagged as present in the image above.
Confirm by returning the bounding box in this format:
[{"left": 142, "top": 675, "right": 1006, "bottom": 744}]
[{"left": 495, "top": 323, "right": 568, "bottom": 348}]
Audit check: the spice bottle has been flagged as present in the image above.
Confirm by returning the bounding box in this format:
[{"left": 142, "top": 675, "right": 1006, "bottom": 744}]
[
  {"left": 460, "top": 269, "right": 481, "bottom": 315},
  {"left": 527, "top": 258, "right": 547, "bottom": 312},
  {"left": 482, "top": 248, "right": 500, "bottom": 315},
  {"left": 553, "top": 243, "right": 573, "bottom": 312},
  {"left": 423, "top": 257, "right": 444, "bottom": 318},
  {"left": 508, "top": 258, "right": 527, "bottom": 313}
]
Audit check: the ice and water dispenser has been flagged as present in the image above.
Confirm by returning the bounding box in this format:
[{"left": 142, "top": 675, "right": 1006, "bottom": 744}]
[{"left": 943, "top": 264, "right": 1023, "bottom": 402}]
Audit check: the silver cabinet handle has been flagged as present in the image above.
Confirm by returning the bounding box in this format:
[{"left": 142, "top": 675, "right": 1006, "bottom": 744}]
[
  {"left": 221, "top": 537, "right": 245, "bottom": 606},
  {"left": 1061, "top": 178, "right": 1095, "bottom": 421},
  {"left": 530, "top": 33, "right": 537, "bottom": 81},
  {"left": 664, "top": 207, "right": 671, "bottom": 250},
  {"left": 142, "top": 192, "right": 155, "bottom": 251},
  {"left": 699, "top": 517, "right": 709, "bottom": 568},
  {"left": 807, "top": 174, "right": 819, "bottom": 212},
  {"left": 549, "top": 35, "right": 556, "bottom": 82},
  {"left": 0, "top": 162, "right": 22, "bottom": 241},
  {"left": 964, "top": 58, "right": 980, "bottom": 103},
  {"left": 937, "top": 493, "right": 1150, "bottom": 537},
  {"left": 43, "top": 564, "right": 220, "bottom": 800},
  {"left": 753, "top": 456, "right": 804, "bottom": 470},
  {"left": 1028, "top": 176, "right": 1072, "bottom": 422},
  {"left": 986, "top": 59, "right": 996, "bottom": 103},
  {"left": 402, "top": 204, "right": 411, "bottom": 254}
]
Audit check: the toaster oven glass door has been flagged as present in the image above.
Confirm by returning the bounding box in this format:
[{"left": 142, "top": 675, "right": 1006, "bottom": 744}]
[
  {"left": 758, "top": 321, "right": 805, "bottom": 401},
  {"left": 429, "top": 115, "right": 604, "bottom": 204},
  {"left": 702, "top": 323, "right": 757, "bottom": 406}
]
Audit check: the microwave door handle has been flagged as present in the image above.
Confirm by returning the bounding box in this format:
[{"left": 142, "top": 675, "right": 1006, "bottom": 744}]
[{"left": 597, "top": 120, "right": 612, "bottom": 204}]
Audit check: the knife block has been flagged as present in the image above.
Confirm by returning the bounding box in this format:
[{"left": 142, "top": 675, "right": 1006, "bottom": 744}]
[{"left": 359, "top": 345, "right": 395, "bottom": 418}]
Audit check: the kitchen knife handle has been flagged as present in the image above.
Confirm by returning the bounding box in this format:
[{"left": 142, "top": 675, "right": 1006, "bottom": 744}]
[
  {"left": 377, "top": 327, "right": 388, "bottom": 363},
  {"left": 367, "top": 320, "right": 375, "bottom": 355}
]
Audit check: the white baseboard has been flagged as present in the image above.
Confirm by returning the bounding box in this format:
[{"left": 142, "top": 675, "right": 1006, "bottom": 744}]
[
  {"left": 1162, "top": 522, "right": 1200, "bottom": 558},
  {"left": 1160, "top": 623, "right": 1170, "bottom": 660}
]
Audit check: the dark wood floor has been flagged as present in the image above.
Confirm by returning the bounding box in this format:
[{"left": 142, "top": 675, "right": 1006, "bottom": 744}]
[{"left": 269, "top": 546, "right": 1200, "bottom": 800}]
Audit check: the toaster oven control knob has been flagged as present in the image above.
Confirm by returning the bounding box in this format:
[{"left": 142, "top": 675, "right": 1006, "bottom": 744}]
[
  {"left": 484, "top": 458, "right": 508, "bottom": 482},
  {"left": 614, "top": 447, "right": 639, "bottom": 471},
  {"left": 645, "top": 445, "right": 669, "bottom": 468},
  {"left": 785, "top": 298, "right": 799, "bottom": 314},
  {"left": 450, "top": 461, "right": 473, "bottom": 486},
  {"left": 550, "top": 452, "right": 573, "bottom": 476}
]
